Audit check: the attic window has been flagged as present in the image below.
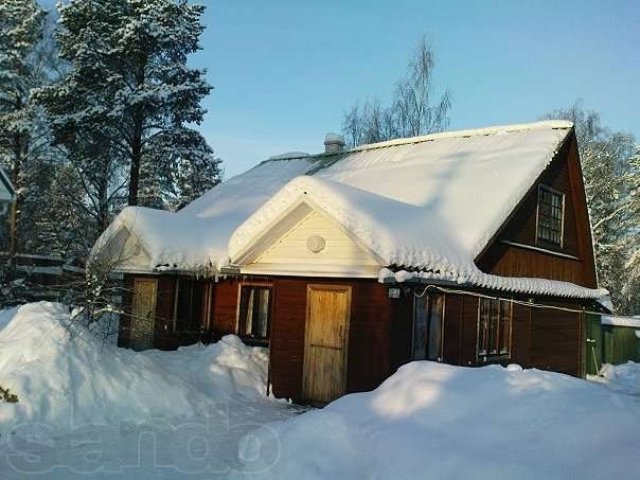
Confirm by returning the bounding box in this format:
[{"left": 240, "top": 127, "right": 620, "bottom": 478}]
[{"left": 536, "top": 185, "right": 565, "bottom": 247}]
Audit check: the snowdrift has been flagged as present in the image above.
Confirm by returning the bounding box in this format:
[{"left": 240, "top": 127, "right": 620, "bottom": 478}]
[
  {"left": 241, "top": 362, "right": 640, "bottom": 480},
  {"left": 0, "top": 302, "right": 270, "bottom": 433},
  {"left": 593, "top": 361, "right": 640, "bottom": 396}
]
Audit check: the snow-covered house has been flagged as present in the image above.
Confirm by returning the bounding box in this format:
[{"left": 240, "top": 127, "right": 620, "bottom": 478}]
[{"left": 93, "top": 120, "right": 605, "bottom": 404}]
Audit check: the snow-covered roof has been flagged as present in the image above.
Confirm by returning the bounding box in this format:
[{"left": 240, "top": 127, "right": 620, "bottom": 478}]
[
  {"left": 93, "top": 156, "right": 320, "bottom": 270},
  {"left": 93, "top": 120, "right": 605, "bottom": 299}
]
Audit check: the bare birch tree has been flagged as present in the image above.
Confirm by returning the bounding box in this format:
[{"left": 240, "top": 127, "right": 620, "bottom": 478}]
[{"left": 342, "top": 37, "right": 451, "bottom": 147}]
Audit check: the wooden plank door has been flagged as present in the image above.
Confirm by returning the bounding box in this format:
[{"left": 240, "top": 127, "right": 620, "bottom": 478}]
[
  {"left": 303, "top": 285, "right": 351, "bottom": 403},
  {"left": 130, "top": 278, "right": 158, "bottom": 351}
]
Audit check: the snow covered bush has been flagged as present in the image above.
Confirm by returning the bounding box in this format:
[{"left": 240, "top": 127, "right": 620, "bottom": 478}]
[{"left": 0, "top": 385, "right": 18, "bottom": 404}]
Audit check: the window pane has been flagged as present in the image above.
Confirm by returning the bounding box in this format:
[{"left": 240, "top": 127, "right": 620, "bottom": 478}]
[
  {"left": 412, "top": 296, "right": 427, "bottom": 360},
  {"left": 427, "top": 295, "right": 444, "bottom": 361},
  {"left": 253, "top": 288, "right": 270, "bottom": 338},
  {"left": 478, "top": 299, "right": 489, "bottom": 355},
  {"left": 500, "top": 301, "right": 512, "bottom": 355},
  {"left": 487, "top": 299, "right": 499, "bottom": 354},
  {"left": 239, "top": 286, "right": 271, "bottom": 339},
  {"left": 478, "top": 298, "right": 511, "bottom": 358},
  {"left": 537, "top": 186, "right": 564, "bottom": 246},
  {"left": 245, "top": 289, "right": 255, "bottom": 334}
]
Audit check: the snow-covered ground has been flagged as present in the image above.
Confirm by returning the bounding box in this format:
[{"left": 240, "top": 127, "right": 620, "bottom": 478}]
[
  {"left": 241, "top": 362, "right": 640, "bottom": 479},
  {"left": 589, "top": 361, "right": 640, "bottom": 396},
  {"left": 0, "top": 303, "right": 299, "bottom": 479},
  {"left": 1, "top": 303, "right": 639, "bottom": 479}
]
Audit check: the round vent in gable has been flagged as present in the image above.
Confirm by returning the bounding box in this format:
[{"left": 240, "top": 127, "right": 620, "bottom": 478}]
[{"left": 306, "top": 235, "right": 326, "bottom": 253}]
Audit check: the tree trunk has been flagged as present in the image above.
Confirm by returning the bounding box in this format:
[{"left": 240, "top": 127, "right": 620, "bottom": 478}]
[
  {"left": 128, "top": 57, "right": 146, "bottom": 207},
  {"left": 128, "top": 124, "right": 142, "bottom": 206},
  {"left": 9, "top": 132, "right": 22, "bottom": 257}
]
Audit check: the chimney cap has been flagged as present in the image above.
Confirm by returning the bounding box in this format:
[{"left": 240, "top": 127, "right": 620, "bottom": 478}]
[{"left": 324, "top": 133, "right": 345, "bottom": 153}]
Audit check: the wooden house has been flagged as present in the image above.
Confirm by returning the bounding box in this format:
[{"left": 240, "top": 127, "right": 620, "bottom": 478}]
[{"left": 93, "top": 121, "right": 606, "bottom": 404}]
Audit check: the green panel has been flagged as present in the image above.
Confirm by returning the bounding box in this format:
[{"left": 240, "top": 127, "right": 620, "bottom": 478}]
[
  {"left": 602, "top": 325, "right": 640, "bottom": 365},
  {"left": 584, "top": 313, "right": 603, "bottom": 376}
]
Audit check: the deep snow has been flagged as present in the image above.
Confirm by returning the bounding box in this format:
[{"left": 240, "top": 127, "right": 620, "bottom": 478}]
[
  {"left": 0, "top": 302, "right": 298, "bottom": 479},
  {"left": 0, "top": 302, "right": 276, "bottom": 432},
  {"left": 590, "top": 361, "right": 640, "bottom": 396},
  {"left": 1, "top": 303, "right": 639, "bottom": 479},
  {"left": 240, "top": 362, "right": 640, "bottom": 480}
]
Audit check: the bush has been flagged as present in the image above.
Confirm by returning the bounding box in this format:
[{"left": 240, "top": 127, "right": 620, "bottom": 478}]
[{"left": 0, "top": 385, "right": 19, "bottom": 403}]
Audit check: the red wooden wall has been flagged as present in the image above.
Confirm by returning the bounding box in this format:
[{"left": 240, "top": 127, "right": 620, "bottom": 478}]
[
  {"left": 440, "top": 292, "right": 584, "bottom": 377},
  {"left": 262, "top": 277, "right": 411, "bottom": 400},
  {"left": 121, "top": 272, "right": 586, "bottom": 399}
]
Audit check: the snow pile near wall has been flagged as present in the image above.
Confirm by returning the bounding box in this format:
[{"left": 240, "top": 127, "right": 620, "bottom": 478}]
[
  {"left": 0, "top": 303, "right": 269, "bottom": 434},
  {"left": 240, "top": 362, "right": 640, "bottom": 479},
  {"left": 594, "top": 362, "right": 640, "bottom": 396}
]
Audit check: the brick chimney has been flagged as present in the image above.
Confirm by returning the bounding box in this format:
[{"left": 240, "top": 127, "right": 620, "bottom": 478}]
[{"left": 324, "top": 133, "right": 345, "bottom": 154}]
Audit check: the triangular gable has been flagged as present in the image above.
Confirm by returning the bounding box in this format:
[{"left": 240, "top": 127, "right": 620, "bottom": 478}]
[
  {"left": 232, "top": 199, "right": 383, "bottom": 278},
  {"left": 475, "top": 131, "right": 598, "bottom": 288}
]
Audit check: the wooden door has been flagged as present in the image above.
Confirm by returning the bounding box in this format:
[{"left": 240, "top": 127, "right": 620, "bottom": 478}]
[
  {"left": 130, "top": 278, "right": 157, "bottom": 351},
  {"left": 303, "top": 285, "right": 351, "bottom": 403}
]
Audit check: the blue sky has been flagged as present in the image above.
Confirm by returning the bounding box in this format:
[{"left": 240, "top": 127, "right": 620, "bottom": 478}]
[{"left": 194, "top": 0, "right": 639, "bottom": 177}]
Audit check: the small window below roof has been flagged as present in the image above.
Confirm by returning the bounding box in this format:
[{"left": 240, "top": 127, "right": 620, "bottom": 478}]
[{"left": 536, "top": 185, "right": 565, "bottom": 248}]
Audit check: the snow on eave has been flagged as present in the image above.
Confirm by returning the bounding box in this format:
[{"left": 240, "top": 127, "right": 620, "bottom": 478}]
[
  {"left": 601, "top": 316, "right": 640, "bottom": 328},
  {"left": 351, "top": 120, "right": 574, "bottom": 153},
  {"left": 379, "top": 267, "right": 607, "bottom": 300}
]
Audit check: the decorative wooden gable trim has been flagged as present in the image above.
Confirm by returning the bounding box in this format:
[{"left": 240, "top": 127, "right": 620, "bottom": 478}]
[{"left": 231, "top": 199, "right": 383, "bottom": 278}]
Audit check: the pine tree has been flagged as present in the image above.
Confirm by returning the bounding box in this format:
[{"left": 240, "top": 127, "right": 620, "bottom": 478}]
[
  {"left": 37, "top": 0, "right": 221, "bottom": 213},
  {"left": 140, "top": 127, "right": 222, "bottom": 210},
  {"left": 0, "top": 0, "right": 48, "bottom": 254}
]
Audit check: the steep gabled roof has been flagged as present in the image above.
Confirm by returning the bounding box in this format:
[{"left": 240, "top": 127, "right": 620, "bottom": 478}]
[{"left": 92, "top": 120, "right": 606, "bottom": 298}]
